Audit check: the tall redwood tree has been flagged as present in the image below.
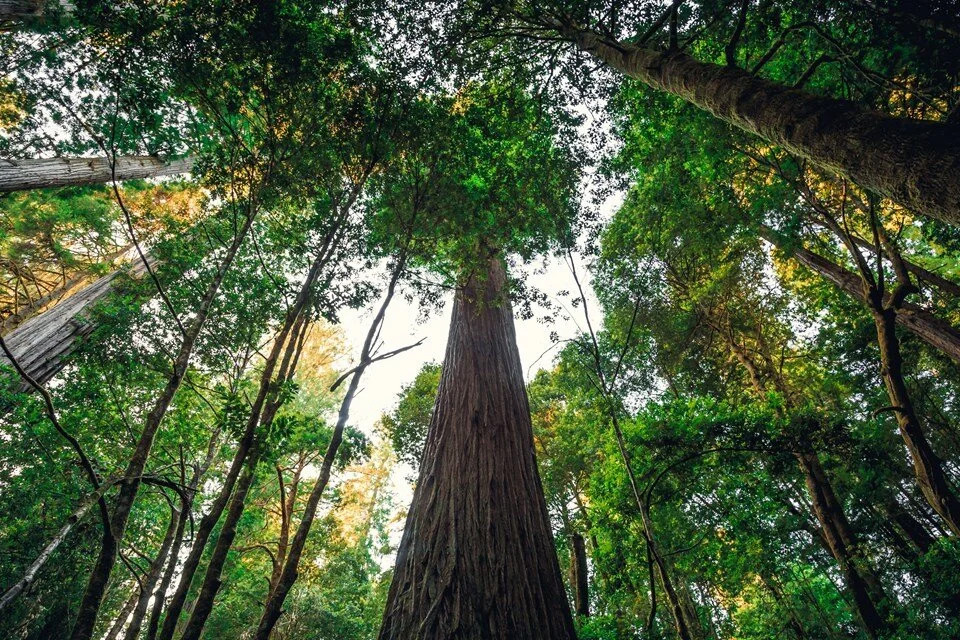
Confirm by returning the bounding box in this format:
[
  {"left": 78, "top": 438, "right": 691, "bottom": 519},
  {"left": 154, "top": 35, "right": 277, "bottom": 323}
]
[{"left": 379, "top": 257, "right": 577, "bottom": 640}]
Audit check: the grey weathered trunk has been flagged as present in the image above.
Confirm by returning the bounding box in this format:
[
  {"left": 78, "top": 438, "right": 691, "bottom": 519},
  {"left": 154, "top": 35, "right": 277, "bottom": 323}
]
[
  {"left": 0, "top": 155, "right": 193, "bottom": 193},
  {"left": 379, "top": 258, "right": 577, "bottom": 640},
  {"left": 564, "top": 27, "right": 960, "bottom": 227},
  {"left": 0, "top": 257, "right": 152, "bottom": 398}
]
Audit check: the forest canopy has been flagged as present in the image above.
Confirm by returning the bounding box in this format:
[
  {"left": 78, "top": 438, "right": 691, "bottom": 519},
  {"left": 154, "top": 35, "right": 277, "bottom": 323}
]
[{"left": 1, "top": 0, "right": 960, "bottom": 639}]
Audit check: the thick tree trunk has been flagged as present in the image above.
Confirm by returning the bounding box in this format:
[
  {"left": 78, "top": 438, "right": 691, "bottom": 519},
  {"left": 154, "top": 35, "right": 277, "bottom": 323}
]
[
  {"left": 796, "top": 451, "right": 888, "bottom": 637},
  {"left": 378, "top": 258, "right": 576, "bottom": 640},
  {"left": 253, "top": 257, "right": 405, "bottom": 640},
  {"left": 563, "top": 27, "right": 960, "bottom": 226},
  {"left": 873, "top": 307, "right": 960, "bottom": 535},
  {"left": 570, "top": 533, "right": 590, "bottom": 617},
  {"left": 69, "top": 212, "right": 254, "bottom": 640},
  {"left": 759, "top": 225, "right": 960, "bottom": 363},
  {"left": 0, "top": 155, "right": 193, "bottom": 193}
]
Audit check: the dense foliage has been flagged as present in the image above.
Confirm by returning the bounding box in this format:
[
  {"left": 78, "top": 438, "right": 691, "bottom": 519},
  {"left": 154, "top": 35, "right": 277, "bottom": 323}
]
[{"left": 2, "top": 0, "right": 960, "bottom": 638}]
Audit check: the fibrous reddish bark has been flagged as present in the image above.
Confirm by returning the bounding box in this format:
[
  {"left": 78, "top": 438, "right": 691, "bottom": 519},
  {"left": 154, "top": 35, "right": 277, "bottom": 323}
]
[
  {"left": 0, "top": 155, "right": 193, "bottom": 193},
  {"left": 379, "top": 258, "right": 576, "bottom": 640},
  {"left": 562, "top": 26, "right": 960, "bottom": 227}
]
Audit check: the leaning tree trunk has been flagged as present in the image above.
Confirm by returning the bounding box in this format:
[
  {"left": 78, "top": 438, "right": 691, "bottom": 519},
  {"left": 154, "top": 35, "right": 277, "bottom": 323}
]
[
  {"left": 378, "top": 258, "right": 577, "bottom": 640},
  {"left": 797, "top": 451, "right": 888, "bottom": 637},
  {"left": 758, "top": 225, "right": 960, "bottom": 363},
  {"left": 873, "top": 307, "right": 960, "bottom": 536},
  {"left": 0, "top": 155, "right": 193, "bottom": 193},
  {"left": 563, "top": 26, "right": 960, "bottom": 227},
  {"left": 121, "top": 502, "right": 181, "bottom": 640},
  {"left": 155, "top": 253, "right": 329, "bottom": 640},
  {"left": 253, "top": 256, "right": 406, "bottom": 640},
  {"left": 69, "top": 212, "right": 254, "bottom": 640},
  {"left": 0, "top": 255, "right": 153, "bottom": 403}
]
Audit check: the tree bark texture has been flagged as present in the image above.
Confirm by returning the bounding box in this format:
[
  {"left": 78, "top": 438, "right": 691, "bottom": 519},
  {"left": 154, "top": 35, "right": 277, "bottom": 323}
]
[
  {"left": 0, "top": 257, "right": 152, "bottom": 398},
  {"left": 570, "top": 533, "right": 590, "bottom": 618},
  {"left": 797, "top": 452, "right": 888, "bottom": 637},
  {"left": 565, "top": 27, "right": 960, "bottom": 227},
  {"left": 0, "top": 155, "right": 193, "bottom": 193},
  {"left": 69, "top": 212, "right": 254, "bottom": 640},
  {"left": 873, "top": 307, "right": 960, "bottom": 536},
  {"left": 378, "top": 258, "right": 577, "bottom": 640},
  {"left": 759, "top": 225, "right": 960, "bottom": 364}
]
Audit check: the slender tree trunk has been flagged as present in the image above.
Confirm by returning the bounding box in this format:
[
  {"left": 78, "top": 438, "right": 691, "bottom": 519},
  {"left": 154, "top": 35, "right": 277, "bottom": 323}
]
[
  {"left": 872, "top": 307, "right": 960, "bottom": 535},
  {"left": 178, "top": 455, "right": 260, "bottom": 640},
  {"left": 0, "top": 155, "right": 193, "bottom": 193},
  {"left": 153, "top": 235, "right": 335, "bottom": 640},
  {"left": 0, "top": 477, "right": 118, "bottom": 612},
  {"left": 561, "top": 26, "right": 960, "bottom": 226},
  {"left": 884, "top": 499, "right": 936, "bottom": 554},
  {"left": 143, "top": 498, "right": 187, "bottom": 640},
  {"left": 758, "top": 225, "right": 960, "bottom": 363},
  {"left": 103, "top": 586, "right": 140, "bottom": 640},
  {"left": 69, "top": 211, "right": 255, "bottom": 640},
  {"left": 142, "top": 427, "right": 221, "bottom": 640},
  {"left": 796, "top": 452, "right": 888, "bottom": 637},
  {"left": 122, "top": 502, "right": 181, "bottom": 640},
  {"left": 723, "top": 324, "right": 889, "bottom": 636},
  {"left": 378, "top": 258, "right": 577, "bottom": 640},
  {"left": 254, "top": 257, "right": 406, "bottom": 639},
  {"left": 570, "top": 533, "right": 590, "bottom": 617}
]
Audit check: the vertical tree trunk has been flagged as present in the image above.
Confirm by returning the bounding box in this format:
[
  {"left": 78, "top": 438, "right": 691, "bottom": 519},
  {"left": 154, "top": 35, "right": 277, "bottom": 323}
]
[
  {"left": 253, "top": 256, "right": 406, "bottom": 639},
  {"left": 873, "top": 308, "right": 960, "bottom": 535},
  {"left": 570, "top": 533, "right": 590, "bottom": 617},
  {"left": 378, "top": 258, "right": 577, "bottom": 640},
  {"left": 0, "top": 156, "right": 193, "bottom": 193},
  {"left": 69, "top": 211, "right": 255, "bottom": 640},
  {"left": 122, "top": 502, "right": 181, "bottom": 640},
  {"left": 562, "top": 26, "right": 960, "bottom": 226}
]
